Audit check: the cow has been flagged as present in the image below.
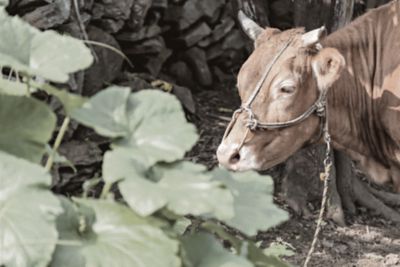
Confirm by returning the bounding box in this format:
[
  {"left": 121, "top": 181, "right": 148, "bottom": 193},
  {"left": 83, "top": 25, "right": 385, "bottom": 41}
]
[{"left": 217, "top": 1, "right": 400, "bottom": 192}]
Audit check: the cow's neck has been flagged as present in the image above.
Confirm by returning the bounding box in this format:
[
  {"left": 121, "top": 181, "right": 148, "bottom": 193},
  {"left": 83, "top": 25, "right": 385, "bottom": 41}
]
[{"left": 320, "top": 2, "right": 400, "bottom": 168}]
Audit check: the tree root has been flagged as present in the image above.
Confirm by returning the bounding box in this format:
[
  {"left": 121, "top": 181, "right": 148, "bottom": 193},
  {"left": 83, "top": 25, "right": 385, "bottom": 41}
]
[
  {"left": 326, "top": 156, "right": 346, "bottom": 226},
  {"left": 281, "top": 147, "right": 400, "bottom": 225}
]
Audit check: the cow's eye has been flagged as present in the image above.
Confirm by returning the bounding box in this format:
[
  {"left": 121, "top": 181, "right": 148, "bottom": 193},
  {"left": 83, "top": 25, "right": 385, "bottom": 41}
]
[{"left": 280, "top": 85, "right": 295, "bottom": 94}]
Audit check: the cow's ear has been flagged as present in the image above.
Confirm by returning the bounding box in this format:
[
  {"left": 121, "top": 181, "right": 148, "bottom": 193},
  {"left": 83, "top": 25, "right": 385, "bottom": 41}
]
[
  {"left": 311, "top": 48, "right": 345, "bottom": 90},
  {"left": 238, "top": 10, "right": 263, "bottom": 41}
]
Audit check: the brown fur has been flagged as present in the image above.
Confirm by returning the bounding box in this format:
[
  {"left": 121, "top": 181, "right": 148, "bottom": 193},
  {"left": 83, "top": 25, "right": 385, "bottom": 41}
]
[{"left": 218, "top": 1, "right": 400, "bottom": 192}]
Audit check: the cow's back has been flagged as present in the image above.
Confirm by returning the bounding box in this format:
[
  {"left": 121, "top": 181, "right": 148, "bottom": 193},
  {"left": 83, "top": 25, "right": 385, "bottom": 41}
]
[{"left": 323, "top": 1, "right": 400, "bottom": 172}]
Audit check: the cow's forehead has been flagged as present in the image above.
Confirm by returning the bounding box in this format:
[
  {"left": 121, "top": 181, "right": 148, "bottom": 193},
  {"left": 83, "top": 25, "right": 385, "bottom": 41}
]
[{"left": 237, "top": 41, "right": 306, "bottom": 101}]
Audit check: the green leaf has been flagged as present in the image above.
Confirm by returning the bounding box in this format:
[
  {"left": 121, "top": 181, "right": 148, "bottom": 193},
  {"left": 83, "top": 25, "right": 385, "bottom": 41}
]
[
  {"left": 50, "top": 197, "right": 86, "bottom": 267},
  {"left": 0, "top": 151, "right": 62, "bottom": 267},
  {"left": 74, "top": 87, "right": 198, "bottom": 165},
  {"left": 0, "top": 94, "right": 56, "bottom": 162},
  {"left": 264, "top": 243, "right": 295, "bottom": 257},
  {"left": 0, "top": 9, "right": 93, "bottom": 82},
  {"left": 181, "top": 233, "right": 253, "bottom": 267},
  {"left": 51, "top": 198, "right": 180, "bottom": 267},
  {"left": 39, "top": 83, "right": 87, "bottom": 115},
  {"left": 247, "top": 242, "right": 290, "bottom": 267},
  {"left": 0, "top": 77, "right": 30, "bottom": 96},
  {"left": 103, "top": 149, "right": 234, "bottom": 218},
  {"left": 117, "top": 90, "right": 198, "bottom": 165},
  {"left": 212, "top": 169, "right": 289, "bottom": 236},
  {"left": 71, "top": 86, "right": 131, "bottom": 138}
]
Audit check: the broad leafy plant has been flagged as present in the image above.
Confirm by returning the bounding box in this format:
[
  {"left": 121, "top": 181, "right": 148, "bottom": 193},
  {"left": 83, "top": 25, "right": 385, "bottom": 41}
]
[{"left": 0, "top": 4, "right": 290, "bottom": 267}]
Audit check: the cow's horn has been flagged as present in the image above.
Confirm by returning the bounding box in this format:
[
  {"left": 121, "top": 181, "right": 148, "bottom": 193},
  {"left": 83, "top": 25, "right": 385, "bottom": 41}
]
[
  {"left": 238, "top": 10, "right": 263, "bottom": 41},
  {"left": 302, "top": 26, "right": 326, "bottom": 47}
]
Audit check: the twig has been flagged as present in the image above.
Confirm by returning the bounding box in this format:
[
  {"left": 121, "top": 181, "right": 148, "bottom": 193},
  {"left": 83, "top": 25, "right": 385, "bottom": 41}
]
[
  {"left": 73, "top": 0, "right": 99, "bottom": 62},
  {"left": 100, "top": 181, "right": 112, "bottom": 199},
  {"left": 45, "top": 117, "right": 70, "bottom": 172},
  {"left": 83, "top": 40, "right": 134, "bottom": 68},
  {"left": 206, "top": 113, "right": 232, "bottom": 122}
]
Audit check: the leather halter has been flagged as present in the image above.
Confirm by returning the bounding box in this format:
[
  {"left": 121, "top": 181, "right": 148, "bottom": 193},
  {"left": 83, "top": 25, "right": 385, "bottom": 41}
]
[{"left": 222, "top": 37, "right": 329, "bottom": 148}]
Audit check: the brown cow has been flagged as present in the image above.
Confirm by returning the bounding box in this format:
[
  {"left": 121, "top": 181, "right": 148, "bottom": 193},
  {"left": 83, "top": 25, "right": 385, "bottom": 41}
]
[{"left": 217, "top": 1, "right": 400, "bottom": 192}]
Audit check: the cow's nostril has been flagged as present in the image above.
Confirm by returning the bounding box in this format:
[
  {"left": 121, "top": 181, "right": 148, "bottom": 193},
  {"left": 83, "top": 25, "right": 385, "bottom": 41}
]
[{"left": 229, "top": 151, "right": 241, "bottom": 164}]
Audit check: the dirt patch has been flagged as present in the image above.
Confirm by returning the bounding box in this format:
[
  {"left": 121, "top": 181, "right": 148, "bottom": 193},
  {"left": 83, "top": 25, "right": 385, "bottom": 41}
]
[{"left": 188, "top": 86, "right": 400, "bottom": 267}]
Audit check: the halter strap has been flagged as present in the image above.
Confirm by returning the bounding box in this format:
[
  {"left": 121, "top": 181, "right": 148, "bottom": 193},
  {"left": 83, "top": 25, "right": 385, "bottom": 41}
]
[{"left": 222, "top": 36, "right": 328, "bottom": 150}]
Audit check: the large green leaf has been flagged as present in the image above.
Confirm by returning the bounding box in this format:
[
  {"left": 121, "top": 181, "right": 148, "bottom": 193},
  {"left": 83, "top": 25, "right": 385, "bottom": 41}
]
[
  {"left": 247, "top": 243, "right": 290, "bottom": 267},
  {"left": 118, "top": 90, "right": 198, "bottom": 165},
  {"left": 0, "top": 151, "right": 62, "bottom": 267},
  {"left": 71, "top": 86, "right": 130, "bottom": 138},
  {"left": 181, "top": 233, "right": 253, "bottom": 267},
  {"left": 0, "top": 77, "right": 29, "bottom": 96},
  {"left": 0, "top": 8, "right": 93, "bottom": 82},
  {"left": 0, "top": 94, "right": 56, "bottom": 162},
  {"left": 51, "top": 198, "right": 180, "bottom": 267},
  {"left": 50, "top": 197, "right": 86, "bottom": 267},
  {"left": 103, "top": 149, "right": 234, "bottom": 219},
  {"left": 212, "top": 169, "right": 288, "bottom": 236},
  {"left": 0, "top": 78, "right": 84, "bottom": 114},
  {"left": 73, "top": 87, "right": 198, "bottom": 165}
]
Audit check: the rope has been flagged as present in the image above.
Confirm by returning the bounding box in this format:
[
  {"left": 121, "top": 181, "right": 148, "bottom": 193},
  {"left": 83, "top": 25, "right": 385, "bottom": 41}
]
[{"left": 303, "top": 115, "right": 332, "bottom": 267}]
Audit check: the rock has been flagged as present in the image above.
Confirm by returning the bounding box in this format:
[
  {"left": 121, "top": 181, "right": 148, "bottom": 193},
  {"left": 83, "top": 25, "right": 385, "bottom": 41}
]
[
  {"left": 58, "top": 20, "right": 86, "bottom": 40},
  {"left": 179, "top": 0, "right": 225, "bottom": 30},
  {"left": 180, "top": 22, "right": 212, "bottom": 47},
  {"left": 168, "top": 61, "right": 195, "bottom": 88},
  {"left": 58, "top": 140, "right": 103, "bottom": 166},
  {"left": 123, "top": 36, "right": 166, "bottom": 55},
  {"left": 152, "top": 0, "right": 167, "bottom": 9},
  {"left": 206, "top": 42, "right": 224, "bottom": 61},
  {"left": 163, "top": 5, "right": 182, "bottom": 23},
  {"left": 212, "top": 66, "right": 231, "bottom": 83},
  {"left": 144, "top": 48, "right": 172, "bottom": 76},
  {"left": 92, "top": 0, "right": 134, "bottom": 20},
  {"left": 222, "top": 30, "right": 246, "bottom": 50},
  {"left": 95, "top": 19, "right": 125, "bottom": 33},
  {"left": 184, "top": 47, "right": 212, "bottom": 87},
  {"left": 117, "top": 72, "right": 153, "bottom": 90},
  {"left": 198, "top": 18, "right": 235, "bottom": 47},
  {"left": 173, "top": 85, "right": 196, "bottom": 114},
  {"left": 78, "top": 0, "right": 94, "bottom": 11},
  {"left": 83, "top": 26, "right": 124, "bottom": 96},
  {"left": 206, "top": 30, "right": 246, "bottom": 61},
  {"left": 116, "top": 24, "right": 162, "bottom": 42},
  {"left": 22, "top": 0, "right": 71, "bottom": 29},
  {"left": 128, "top": 0, "right": 153, "bottom": 30}
]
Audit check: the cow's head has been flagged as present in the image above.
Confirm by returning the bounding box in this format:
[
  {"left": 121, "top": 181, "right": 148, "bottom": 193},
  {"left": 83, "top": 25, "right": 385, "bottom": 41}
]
[{"left": 217, "top": 12, "right": 345, "bottom": 171}]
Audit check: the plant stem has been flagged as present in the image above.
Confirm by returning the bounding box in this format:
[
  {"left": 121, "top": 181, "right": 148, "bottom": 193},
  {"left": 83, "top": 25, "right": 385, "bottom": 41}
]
[
  {"left": 100, "top": 182, "right": 112, "bottom": 199},
  {"left": 26, "top": 75, "right": 31, "bottom": 96},
  {"left": 45, "top": 117, "right": 70, "bottom": 172}
]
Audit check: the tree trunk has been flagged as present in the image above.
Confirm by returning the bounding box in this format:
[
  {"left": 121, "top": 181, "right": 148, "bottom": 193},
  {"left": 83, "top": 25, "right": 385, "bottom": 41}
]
[{"left": 231, "top": 0, "right": 270, "bottom": 27}]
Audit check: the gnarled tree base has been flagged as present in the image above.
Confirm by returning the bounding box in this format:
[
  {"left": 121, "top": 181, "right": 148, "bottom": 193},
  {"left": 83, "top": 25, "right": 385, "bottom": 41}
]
[{"left": 281, "top": 146, "right": 400, "bottom": 226}]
